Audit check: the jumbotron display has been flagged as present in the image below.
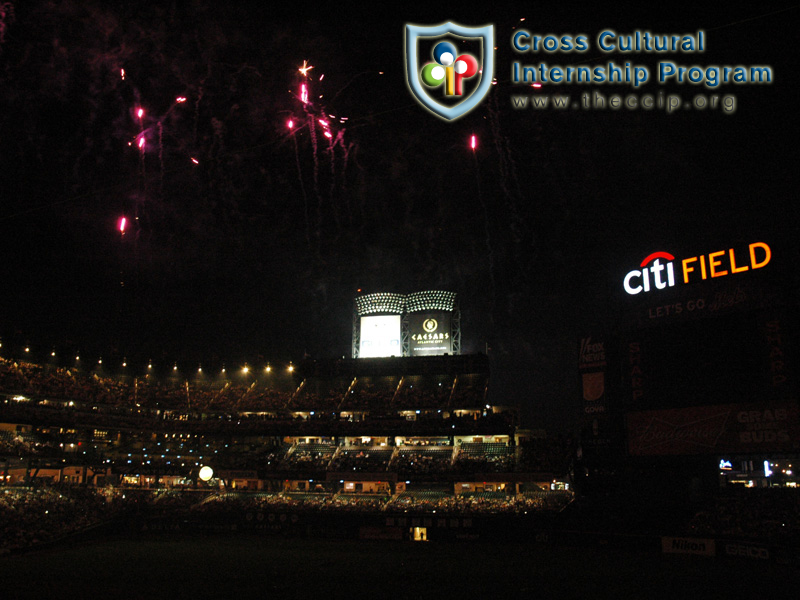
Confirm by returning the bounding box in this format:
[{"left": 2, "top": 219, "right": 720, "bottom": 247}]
[
  {"left": 352, "top": 291, "right": 460, "bottom": 358},
  {"left": 359, "top": 315, "right": 402, "bottom": 358}
]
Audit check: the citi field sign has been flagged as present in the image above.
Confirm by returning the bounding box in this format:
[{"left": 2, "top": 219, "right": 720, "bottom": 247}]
[{"left": 623, "top": 242, "right": 771, "bottom": 296}]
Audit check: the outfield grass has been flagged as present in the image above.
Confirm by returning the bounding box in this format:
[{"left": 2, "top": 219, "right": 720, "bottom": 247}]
[{"left": 2, "top": 534, "right": 798, "bottom": 599}]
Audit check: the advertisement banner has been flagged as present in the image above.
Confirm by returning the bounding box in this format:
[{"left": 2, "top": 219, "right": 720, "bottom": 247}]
[
  {"left": 579, "top": 336, "right": 607, "bottom": 371},
  {"left": 408, "top": 312, "right": 451, "bottom": 356},
  {"left": 579, "top": 336, "right": 614, "bottom": 450},
  {"left": 627, "top": 401, "right": 800, "bottom": 455},
  {"left": 662, "top": 537, "right": 716, "bottom": 557}
]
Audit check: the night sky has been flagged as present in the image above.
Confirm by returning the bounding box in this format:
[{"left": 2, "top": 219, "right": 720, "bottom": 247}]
[{"left": 0, "top": 2, "right": 796, "bottom": 432}]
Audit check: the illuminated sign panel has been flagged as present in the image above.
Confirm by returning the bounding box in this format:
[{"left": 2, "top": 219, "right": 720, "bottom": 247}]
[
  {"left": 353, "top": 290, "right": 459, "bottom": 358},
  {"left": 623, "top": 242, "right": 771, "bottom": 295},
  {"left": 627, "top": 401, "right": 800, "bottom": 455},
  {"left": 359, "top": 315, "right": 402, "bottom": 358},
  {"left": 408, "top": 312, "right": 452, "bottom": 356}
]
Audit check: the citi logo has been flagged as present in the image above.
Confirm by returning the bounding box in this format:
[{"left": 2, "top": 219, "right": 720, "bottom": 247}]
[
  {"left": 623, "top": 242, "right": 771, "bottom": 296},
  {"left": 623, "top": 252, "right": 676, "bottom": 295}
]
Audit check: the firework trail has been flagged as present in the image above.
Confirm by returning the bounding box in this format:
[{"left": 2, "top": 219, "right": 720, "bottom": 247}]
[
  {"left": 158, "top": 120, "right": 164, "bottom": 197},
  {"left": 471, "top": 136, "right": 497, "bottom": 320},
  {"left": 487, "top": 95, "right": 530, "bottom": 282},
  {"left": 288, "top": 120, "right": 312, "bottom": 247}
]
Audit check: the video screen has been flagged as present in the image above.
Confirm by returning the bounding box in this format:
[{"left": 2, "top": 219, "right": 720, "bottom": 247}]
[{"left": 359, "top": 315, "right": 402, "bottom": 358}]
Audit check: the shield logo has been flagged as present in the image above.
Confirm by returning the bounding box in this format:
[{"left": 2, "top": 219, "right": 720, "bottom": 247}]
[{"left": 405, "top": 22, "right": 494, "bottom": 121}]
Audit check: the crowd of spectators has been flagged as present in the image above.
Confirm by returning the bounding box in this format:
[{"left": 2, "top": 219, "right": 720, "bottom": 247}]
[
  {"left": 291, "top": 381, "right": 349, "bottom": 411},
  {"left": 5, "top": 481, "right": 799, "bottom": 559},
  {"left": 1, "top": 420, "right": 570, "bottom": 481},
  {"left": 387, "top": 490, "right": 568, "bottom": 515},
  {"left": 328, "top": 448, "right": 394, "bottom": 472},
  {"left": 0, "top": 484, "right": 114, "bottom": 554},
  {"left": 341, "top": 380, "right": 398, "bottom": 411},
  {"left": 516, "top": 436, "right": 575, "bottom": 474},
  {"left": 188, "top": 488, "right": 571, "bottom": 516},
  {"left": 0, "top": 429, "right": 58, "bottom": 456},
  {"left": 0, "top": 359, "right": 513, "bottom": 437},
  {"left": 684, "top": 487, "right": 800, "bottom": 542},
  {"left": 0, "top": 358, "right": 295, "bottom": 414},
  {"left": 455, "top": 443, "right": 515, "bottom": 474},
  {"left": 391, "top": 448, "right": 454, "bottom": 477},
  {"left": 280, "top": 443, "right": 336, "bottom": 472},
  {"left": 392, "top": 377, "right": 452, "bottom": 410},
  {"left": 5, "top": 480, "right": 800, "bottom": 553},
  {"left": 448, "top": 375, "right": 488, "bottom": 408}
]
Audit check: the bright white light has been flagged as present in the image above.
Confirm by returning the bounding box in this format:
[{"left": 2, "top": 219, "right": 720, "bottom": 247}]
[
  {"left": 359, "top": 315, "right": 401, "bottom": 358},
  {"left": 199, "top": 466, "right": 213, "bottom": 481}
]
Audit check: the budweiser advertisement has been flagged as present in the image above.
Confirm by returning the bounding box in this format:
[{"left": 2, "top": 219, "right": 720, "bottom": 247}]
[{"left": 627, "top": 401, "right": 800, "bottom": 455}]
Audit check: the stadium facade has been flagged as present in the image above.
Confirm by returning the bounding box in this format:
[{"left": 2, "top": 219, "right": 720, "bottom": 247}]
[{"left": 578, "top": 238, "right": 799, "bottom": 495}]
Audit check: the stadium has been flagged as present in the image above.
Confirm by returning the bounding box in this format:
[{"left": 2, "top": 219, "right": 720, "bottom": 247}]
[
  {"left": 1, "top": 289, "right": 578, "bottom": 550},
  {"left": 2, "top": 276, "right": 799, "bottom": 560},
  {"left": 1, "top": 3, "right": 799, "bottom": 596}
]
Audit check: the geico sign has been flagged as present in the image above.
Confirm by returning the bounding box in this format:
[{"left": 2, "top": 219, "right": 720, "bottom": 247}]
[
  {"left": 624, "top": 242, "right": 771, "bottom": 296},
  {"left": 724, "top": 543, "right": 770, "bottom": 559}
]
